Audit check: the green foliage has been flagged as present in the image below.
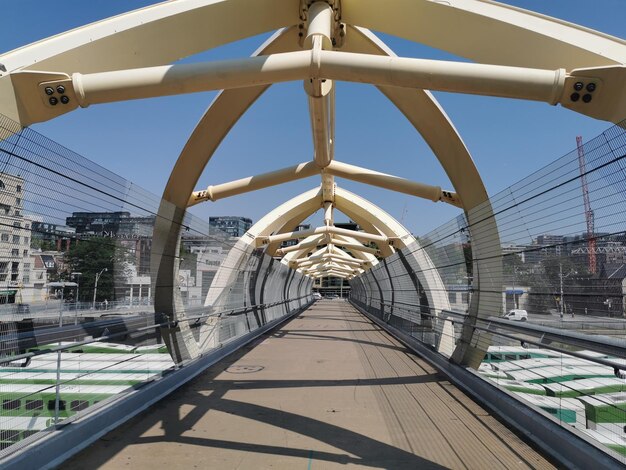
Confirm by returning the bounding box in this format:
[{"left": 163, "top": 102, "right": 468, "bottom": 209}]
[
  {"left": 503, "top": 253, "right": 523, "bottom": 275},
  {"left": 30, "top": 238, "right": 56, "bottom": 251},
  {"left": 179, "top": 243, "right": 197, "bottom": 278},
  {"left": 63, "top": 237, "right": 130, "bottom": 302}
]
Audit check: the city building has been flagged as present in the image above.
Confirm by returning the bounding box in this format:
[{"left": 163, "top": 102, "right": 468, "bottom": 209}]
[
  {"left": 181, "top": 236, "right": 230, "bottom": 305},
  {"left": 66, "top": 211, "right": 154, "bottom": 275},
  {"left": 0, "top": 173, "right": 35, "bottom": 304},
  {"left": 208, "top": 216, "right": 252, "bottom": 238},
  {"left": 281, "top": 224, "right": 311, "bottom": 248},
  {"left": 335, "top": 220, "right": 360, "bottom": 231},
  {"left": 31, "top": 221, "right": 76, "bottom": 251},
  {"left": 66, "top": 211, "right": 154, "bottom": 238}
]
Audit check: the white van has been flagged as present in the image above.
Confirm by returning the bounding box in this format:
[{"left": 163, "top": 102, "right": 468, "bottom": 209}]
[{"left": 502, "top": 309, "right": 528, "bottom": 321}]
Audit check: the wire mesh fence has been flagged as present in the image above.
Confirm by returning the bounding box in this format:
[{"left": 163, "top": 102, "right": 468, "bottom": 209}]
[
  {"left": 350, "top": 119, "right": 626, "bottom": 460},
  {"left": 0, "top": 114, "right": 312, "bottom": 453}
]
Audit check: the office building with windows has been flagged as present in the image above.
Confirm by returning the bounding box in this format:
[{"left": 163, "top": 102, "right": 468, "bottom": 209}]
[
  {"left": 208, "top": 216, "right": 252, "bottom": 238},
  {"left": 0, "top": 173, "right": 36, "bottom": 304}
]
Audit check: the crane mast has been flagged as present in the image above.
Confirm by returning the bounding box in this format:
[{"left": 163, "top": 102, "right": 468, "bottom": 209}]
[{"left": 576, "top": 135, "right": 597, "bottom": 274}]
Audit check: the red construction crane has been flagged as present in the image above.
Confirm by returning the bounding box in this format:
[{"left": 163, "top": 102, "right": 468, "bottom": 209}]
[{"left": 576, "top": 135, "right": 597, "bottom": 274}]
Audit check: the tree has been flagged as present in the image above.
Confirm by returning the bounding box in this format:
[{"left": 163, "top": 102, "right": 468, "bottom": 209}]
[
  {"left": 503, "top": 253, "right": 523, "bottom": 275},
  {"left": 63, "top": 237, "right": 131, "bottom": 302},
  {"left": 30, "top": 238, "right": 56, "bottom": 251}
]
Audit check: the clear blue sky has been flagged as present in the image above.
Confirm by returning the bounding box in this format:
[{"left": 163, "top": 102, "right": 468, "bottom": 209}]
[{"left": 1, "top": 1, "right": 625, "bottom": 235}]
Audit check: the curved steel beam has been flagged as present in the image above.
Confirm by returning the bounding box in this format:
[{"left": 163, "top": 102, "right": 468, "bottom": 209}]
[
  {"left": 0, "top": 1, "right": 298, "bottom": 74},
  {"left": 342, "top": 0, "right": 626, "bottom": 70},
  {"left": 151, "top": 28, "right": 301, "bottom": 363},
  {"left": 334, "top": 186, "right": 451, "bottom": 322},
  {"left": 204, "top": 187, "right": 322, "bottom": 307},
  {"left": 0, "top": 0, "right": 300, "bottom": 126},
  {"left": 343, "top": 26, "right": 500, "bottom": 367}
]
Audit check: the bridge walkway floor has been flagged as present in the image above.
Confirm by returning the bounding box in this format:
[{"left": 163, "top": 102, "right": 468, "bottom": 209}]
[{"left": 65, "top": 300, "right": 555, "bottom": 469}]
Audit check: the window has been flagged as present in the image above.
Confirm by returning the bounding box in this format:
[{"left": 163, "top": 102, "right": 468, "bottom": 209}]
[
  {"left": 23, "top": 250, "right": 28, "bottom": 257},
  {"left": 11, "top": 249, "right": 18, "bottom": 257},
  {"left": 505, "top": 354, "right": 517, "bottom": 361},
  {"left": 0, "top": 234, "right": 8, "bottom": 242},
  {"left": 2, "top": 399, "right": 20, "bottom": 410},
  {"left": 12, "top": 235, "right": 19, "bottom": 244},
  {"left": 70, "top": 400, "right": 89, "bottom": 412},
  {"left": 13, "top": 210, "right": 20, "bottom": 216},
  {"left": 23, "top": 263, "right": 30, "bottom": 269},
  {"left": 25, "top": 400, "right": 43, "bottom": 411},
  {"left": 23, "top": 275, "right": 29, "bottom": 284},
  {"left": 448, "top": 292, "right": 457, "bottom": 304},
  {"left": 0, "top": 180, "right": 4, "bottom": 190},
  {"left": 24, "top": 224, "right": 29, "bottom": 230},
  {"left": 15, "top": 185, "right": 21, "bottom": 193},
  {"left": 13, "top": 222, "right": 19, "bottom": 228},
  {"left": 47, "top": 400, "right": 66, "bottom": 411},
  {"left": 15, "top": 198, "right": 20, "bottom": 206}
]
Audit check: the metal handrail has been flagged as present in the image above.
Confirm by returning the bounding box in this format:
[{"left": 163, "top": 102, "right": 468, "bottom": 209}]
[
  {"left": 350, "top": 298, "right": 626, "bottom": 369},
  {"left": 0, "top": 295, "right": 313, "bottom": 365}
]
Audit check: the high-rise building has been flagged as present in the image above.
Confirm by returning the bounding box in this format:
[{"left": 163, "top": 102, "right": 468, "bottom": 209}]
[
  {"left": 66, "top": 211, "right": 155, "bottom": 275},
  {"left": 208, "top": 216, "right": 252, "bottom": 238},
  {"left": 0, "top": 173, "right": 34, "bottom": 304},
  {"left": 281, "top": 224, "right": 312, "bottom": 248},
  {"left": 66, "top": 211, "right": 154, "bottom": 238},
  {"left": 31, "top": 221, "right": 76, "bottom": 251}
]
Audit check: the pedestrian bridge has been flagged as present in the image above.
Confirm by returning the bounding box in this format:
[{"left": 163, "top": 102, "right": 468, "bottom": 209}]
[
  {"left": 63, "top": 300, "right": 555, "bottom": 469},
  {"left": 0, "top": 1, "right": 625, "bottom": 468}
]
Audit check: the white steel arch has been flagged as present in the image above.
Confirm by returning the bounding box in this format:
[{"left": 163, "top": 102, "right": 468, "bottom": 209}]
[{"left": 1, "top": 0, "right": 624, "bottom": 366}]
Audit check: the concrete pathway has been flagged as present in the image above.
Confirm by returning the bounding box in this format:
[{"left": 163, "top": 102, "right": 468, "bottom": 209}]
[{"left": 65, "top": 300, "right": 555, "bottom": 469}]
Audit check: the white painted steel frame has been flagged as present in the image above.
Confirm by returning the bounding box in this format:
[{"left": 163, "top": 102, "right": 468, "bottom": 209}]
[{"left": 0, "top": 0, "right": 623, "bottom": 367}]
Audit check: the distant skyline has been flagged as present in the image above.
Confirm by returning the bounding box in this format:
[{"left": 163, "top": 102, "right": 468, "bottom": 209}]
[{"left": 1, "top": 1, "right": 625, "bottom": 235}]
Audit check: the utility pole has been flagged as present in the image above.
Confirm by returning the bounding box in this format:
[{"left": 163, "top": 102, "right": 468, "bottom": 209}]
[
  {"left": 71, "top": 272, "right": 82, "bottom": 324},
  {"left": 93, "top": 268, "right": 108, "bottom": 309},
  {"left": 512, "top": 265, "right": 518, "bottom": 310},
  {"left": 559, "top": 262, "right": 564, "bottom": 319}
]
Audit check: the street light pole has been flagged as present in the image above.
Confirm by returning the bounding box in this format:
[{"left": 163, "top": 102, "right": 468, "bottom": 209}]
[
  {"left": 93, "top": 268, "right": 107, "bottom": 310},
  {"left": 71, "top": 272, "right": 82, "bottom": 324},
  {"left": 559, "top": 262, "right": 564, "bottom": 319}
]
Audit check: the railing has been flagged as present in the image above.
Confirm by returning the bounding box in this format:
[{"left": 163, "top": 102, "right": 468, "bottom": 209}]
[
  {"left": 0, "top": 295, "right": 313, "bottom": 456},
  {"left": 0, "top": 112, "right": 314, "bottom": 460},
  {"left": 350, "top": 119, "right": 626, "bottom": 463}
]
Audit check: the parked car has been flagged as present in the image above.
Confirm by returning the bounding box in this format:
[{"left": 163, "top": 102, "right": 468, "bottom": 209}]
[
  {"left": 502, "top": 309, "right": 528, "bottom": 321},
  {"left": 313, "top": 293, "right": 322, "bottom": 300}
]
